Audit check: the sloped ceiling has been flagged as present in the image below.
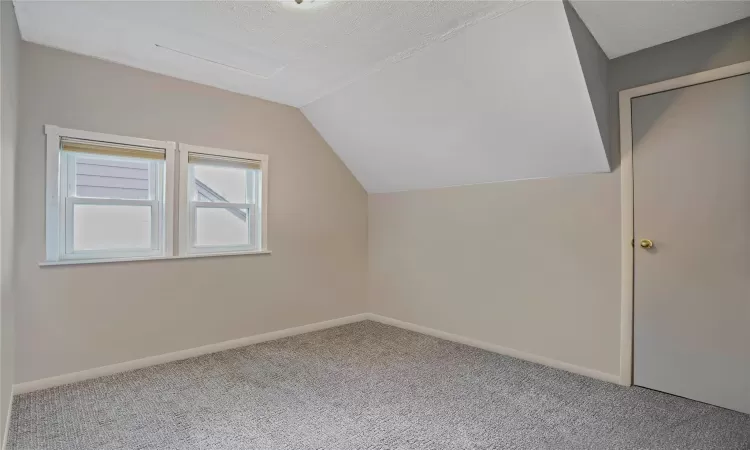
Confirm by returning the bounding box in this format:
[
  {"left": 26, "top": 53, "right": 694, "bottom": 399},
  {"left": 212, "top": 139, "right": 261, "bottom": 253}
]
[
  {"left": 571, "top": 0, "right": 750, "bottom": 59},
  {"left": 15, "top": 0, "right": 741, "bottom": 193},
  {"left": 303, "top": 0, "right": 609, "bottom": 192}
]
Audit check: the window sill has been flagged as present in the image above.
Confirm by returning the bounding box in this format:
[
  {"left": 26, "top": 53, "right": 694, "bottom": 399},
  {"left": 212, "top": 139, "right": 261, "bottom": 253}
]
[{"left": 39, "top": 250, "right": 272, "bottom": 267}]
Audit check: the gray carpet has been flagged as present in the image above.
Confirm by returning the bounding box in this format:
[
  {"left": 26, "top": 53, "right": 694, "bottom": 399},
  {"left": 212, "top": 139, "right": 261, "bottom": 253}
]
[{"left": 8, "top": 321, "right": 750, "bottom": 450}]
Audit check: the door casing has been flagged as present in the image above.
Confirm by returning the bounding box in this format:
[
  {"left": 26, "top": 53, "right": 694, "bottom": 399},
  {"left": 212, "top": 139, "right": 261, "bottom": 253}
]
[{"left": 618, "top": 60, "right": 750, "bottom": 386}]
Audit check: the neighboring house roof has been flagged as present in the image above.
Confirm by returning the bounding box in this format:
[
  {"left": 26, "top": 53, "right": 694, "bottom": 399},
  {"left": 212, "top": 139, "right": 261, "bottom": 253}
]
[{"left": 194, "top": 179, "right": 247, "bottom": 221}]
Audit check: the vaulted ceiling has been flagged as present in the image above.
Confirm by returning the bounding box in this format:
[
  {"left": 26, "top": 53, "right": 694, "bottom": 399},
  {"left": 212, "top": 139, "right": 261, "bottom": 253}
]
[
  {"left": 14, "top": 0, "right": 750, "bottom": 193},
  {"left": 304, "top": 0, "right": 610, "bottom": 192},
  {"left": 571, "top": 0, "right": 750, "bottom": 59}
]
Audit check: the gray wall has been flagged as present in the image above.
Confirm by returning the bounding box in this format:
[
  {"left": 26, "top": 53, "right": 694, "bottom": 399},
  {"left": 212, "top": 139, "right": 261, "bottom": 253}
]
[
  {"left": 609, "top": 17, "right": 750, "bottom": 164},
  {"left": 0, "top": 0, "right": 20, "bottom": 441},
  {"left": 564, "top": 0, "right": 610, "bottom": 163},
  {"left": 369, "top": 18, "right": 750, "bottom": 378},
  {"left": 15, "top": 43, "right": 368, "bottom": 383}
]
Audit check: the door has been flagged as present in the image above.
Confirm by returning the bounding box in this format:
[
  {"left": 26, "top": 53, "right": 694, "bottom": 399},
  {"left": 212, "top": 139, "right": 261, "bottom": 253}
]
[{"left": 632, "top": 72, "right": 750, "bottom": 414}]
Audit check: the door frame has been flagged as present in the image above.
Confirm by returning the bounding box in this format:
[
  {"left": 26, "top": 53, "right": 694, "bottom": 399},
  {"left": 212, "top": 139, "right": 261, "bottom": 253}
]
[{"left": 618, "top": 60, "right": 750, "bottom": 386}]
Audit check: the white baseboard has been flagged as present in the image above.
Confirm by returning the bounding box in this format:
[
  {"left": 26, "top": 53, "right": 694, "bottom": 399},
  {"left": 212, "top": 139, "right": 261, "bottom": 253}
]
[
  {"left": 2, "top": 388, "right": 12, "bottom": 450},
  {"left": 13, "top": 312, "right": 620, "bottom": 395},
  {"left": 365, "top": 313, "right": 621, "bottom": 384},
  {"left": 13, "top": 313, "right": 369, "bottom": 394}
]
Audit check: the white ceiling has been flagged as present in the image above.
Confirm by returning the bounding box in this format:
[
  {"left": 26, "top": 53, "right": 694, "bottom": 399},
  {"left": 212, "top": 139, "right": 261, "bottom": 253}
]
[
  {"left": 304, "top": 0, "right": 609, "bottom": 192},
  {"left": 13, "top": 0, "right": 746, "bottom": 193},
  {"left": 571, "top": 0, "right": 750, "bottom": 59},
  {"left": 14, "top": 0, "right": 527, "bottom": 108}
]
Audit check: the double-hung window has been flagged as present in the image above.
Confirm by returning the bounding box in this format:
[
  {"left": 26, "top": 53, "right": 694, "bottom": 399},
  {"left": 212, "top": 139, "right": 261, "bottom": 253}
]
[
  {"left": 178, "top": 144, "right": 266, "bottom": 256},
  {"left": 45, "top": 126, "right": 175, "bottom": 262},
  {"left": 44, "top": 126, "right": 268, "bottom": 265}
]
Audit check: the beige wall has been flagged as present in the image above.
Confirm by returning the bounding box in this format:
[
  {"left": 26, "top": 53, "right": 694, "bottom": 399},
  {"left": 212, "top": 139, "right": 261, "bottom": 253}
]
[
  {"left": 15, "top": 43, "right": 368, "bottom": 383},
  {"left": 369, "top": 18, "right": 750, "bottom": 378},
  {"left": 0, "top": 0, "right": 21, "bottom": 439},
  {"left": 369, "top": 174, "right": 622, "bottom": 374}
]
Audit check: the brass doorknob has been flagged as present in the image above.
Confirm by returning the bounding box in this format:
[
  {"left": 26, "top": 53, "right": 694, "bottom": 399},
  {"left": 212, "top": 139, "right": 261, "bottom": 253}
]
[{"left": 639, "top": 239, "right": 654, "bottom": 249}]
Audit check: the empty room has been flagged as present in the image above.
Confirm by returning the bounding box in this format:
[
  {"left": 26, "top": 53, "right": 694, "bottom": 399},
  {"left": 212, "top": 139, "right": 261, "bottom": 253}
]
[{"left": 0, "top": 0, "right": 749, "bottom": 448}]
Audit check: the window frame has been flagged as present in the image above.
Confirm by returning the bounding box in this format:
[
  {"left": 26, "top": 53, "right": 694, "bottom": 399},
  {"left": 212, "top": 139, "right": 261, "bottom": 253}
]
[
  {"left": 177, "top": 143, "right": 269, "bottom": 256},
  {"left": 45, "top": 125, "right": 176, "bottom": 262},
  {"left": 61, "top": 154, "right": 164, "bottom": 260}
]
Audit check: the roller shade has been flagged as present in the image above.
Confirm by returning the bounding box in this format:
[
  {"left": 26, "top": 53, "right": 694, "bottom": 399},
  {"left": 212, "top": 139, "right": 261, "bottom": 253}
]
[
  {"left": 188, "top": 153, "right": 262, "bottom": 170},
  {"left": 61, "top": 138, "right": 166, "bottom": 160}
]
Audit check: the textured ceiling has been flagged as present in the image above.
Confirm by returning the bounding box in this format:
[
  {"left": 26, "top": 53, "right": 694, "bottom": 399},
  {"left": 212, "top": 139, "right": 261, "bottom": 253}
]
[
  {"left": 14, "top": 0, "right": 527, "bottom": 107},
  {"left": 304, "top": 0, "right": 610, "bottom": 192},
  {"left": 571, "top": 0, "right": 750, "bottom": 59}
]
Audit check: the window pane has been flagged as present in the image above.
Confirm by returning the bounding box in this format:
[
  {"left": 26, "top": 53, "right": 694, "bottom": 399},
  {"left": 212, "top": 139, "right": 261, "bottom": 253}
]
[
  {"left": 192, "top": 164, "right": 252, "bottom": 204},
  {"left": 195, "top": 207, "right": 252, "bottom": 248},
  {"left": 73, "top": 204, "right": 152, "bottom": 251},
  {"left": 74, "top": 155, "right": 156, "bottom": 200}
]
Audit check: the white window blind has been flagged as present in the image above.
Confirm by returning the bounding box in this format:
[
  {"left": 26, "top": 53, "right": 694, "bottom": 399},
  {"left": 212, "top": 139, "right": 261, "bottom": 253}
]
[
  {"left": 187, "top": 152, "right": 262, "bottom": 169},
  {"left": 61, "top": 138, "right": 166, "bottom": 160}
]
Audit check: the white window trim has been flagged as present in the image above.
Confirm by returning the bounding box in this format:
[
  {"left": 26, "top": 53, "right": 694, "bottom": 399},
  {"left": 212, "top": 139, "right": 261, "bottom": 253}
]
[
  {"left": 38, "top": 250, "right": 272, "bottom": 267},
  {"left": 177, "top": 143, "right": 269, "bottom": 256},
  {"left": 44, "top": 125, "right": 176, "bottom": 263}
]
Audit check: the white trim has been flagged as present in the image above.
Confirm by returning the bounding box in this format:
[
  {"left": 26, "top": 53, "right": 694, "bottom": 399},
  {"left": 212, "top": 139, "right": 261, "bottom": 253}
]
[
  {"left": 11, "top": 313, "right": 625, "bottom": 395},
  {"left": 44, "top": 125, "right": 176, "bottom": 262},
  {"left": 163, "top": 143, "right": 177, "bottom": 256},
  {"left": 191, "top": 201, "right": 254, "bottom": 209},
  {"left": 178, "top": 144, "right": 190, "bottom": 254},
  {"left": 177, "top": 143, "right": 269, "bottom": 256},
  {"left": 188, "top": 243, "right": 258, "bottom": 256},
  {"left": 2, "top": 388, "right": 12, "bottom": 450},
  {"left": 619, "top": 61, "right": 750, "bottom": 101},
  {"left": 13, "top": 314, "right": 368, "bottom": 394},
  {"left": 618, "top": 60, "right": 750, "bottom": 386},
  {"left": 619, "top": 89, "right": 634, "bottom": 387},
  {"left": 64, "top": 197, "right": 156, "bottom": 207},
  {"left": 259, "top": 156, "right": 269, "bottom": 251},
  {"left": 366, "top": 314, "right": 620, "bottom": 384},
  {"left": 39, "top": 249, "right": 272, "bottom": 267},
  {"left": 45, "top": 127, "right": 61, "bottom": 261}
]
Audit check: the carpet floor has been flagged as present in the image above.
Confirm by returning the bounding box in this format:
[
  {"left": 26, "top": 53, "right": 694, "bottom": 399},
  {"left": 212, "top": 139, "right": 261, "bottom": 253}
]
[{"left": 8, "top": 321, "right": 750, "bottom": 449}]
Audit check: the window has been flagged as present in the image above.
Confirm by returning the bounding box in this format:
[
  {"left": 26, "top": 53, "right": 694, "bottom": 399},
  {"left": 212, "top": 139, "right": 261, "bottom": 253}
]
[
  {"left": 44, "top": 126, "right": 268, "bottom": 264},
  {"left": 45, "top": 126, "right": 175, "bottom": 262},
  {"left": 178, "top": 144, "right": 266, "bottom": 255}
]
